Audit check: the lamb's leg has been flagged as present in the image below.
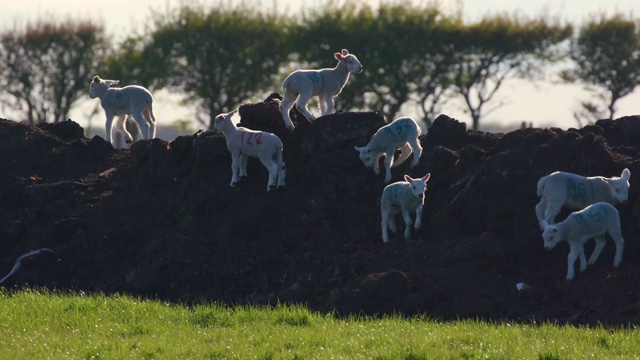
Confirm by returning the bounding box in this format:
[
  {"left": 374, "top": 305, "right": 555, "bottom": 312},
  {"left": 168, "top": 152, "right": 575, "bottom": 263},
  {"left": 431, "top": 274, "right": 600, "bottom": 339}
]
[
  {"left": 392, "top": 143, "right": 412, "bottom": 168},
  {"left": 115, "top": 115, "right": 134, "bottom": 144},
  {"left": 318, "top": 95, "right": 328, "bottom": 115},
  {"left": 566, "top": 246, "right": 579, "bottom": 280},
  {"left": 276, "top": 153, "right": 286, "bottom": 189},
  {"left": 578, "top": 244, "right": 587, "bottom": 272},
  {"left": 543, "top": 200, "right": 562, "bottom": 225},
  {"left": 294, "top": 90, "right": 316, "bottom": 122},
  {"left": 588, "top": 236, "right": 607, "bottom": 265},
  {"left": 383, "top": 152, "right": 394, "bottom": 183},
  {"left": 381, "top": 206, "right": 391, "bottom": 243},
  {"left": 104, "top": 113, "right": 115, "bottom": 144},
  {"left": 230, "top": 155, "right": 240, "bottom": 187},
  {"left": 143, "top": 106, "right": 157, "bottom": 139},
  {"left": 402, "top": 208, "right": 414, "bottom": 240},
  {"left": 414, "top": 205, "right": 423, "bottom": 229},
  {"left": 610, "top": 227, "right": 625, "bottom": 267},
  {"left": 131, "top": 110, "right": 150, "bottom": 140},
  {"left": 259, "top": 155, "right": 278, "bottom": 191},
  {"left": 373, "top": 154, "right": 383, "bottom": 175},
  {"left": 239, "top": 154, "right": 249, "bottom": 180},
  {"left": 408, "top": 139, "right": 422, "bottom": 168},
  {"left": 280, "top": 89, "right": 297, "bottom": 131},
  {"left": 321, "top": 96, "right": 334, "bottom": 116}
]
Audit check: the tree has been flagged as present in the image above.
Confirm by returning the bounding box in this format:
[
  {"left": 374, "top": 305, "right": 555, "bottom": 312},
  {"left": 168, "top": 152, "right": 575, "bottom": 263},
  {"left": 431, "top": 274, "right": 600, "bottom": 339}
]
[
  {"left": 293, "top": 3, "right": 453, "bottom": 122},
  {"left": 0, "top": 19, "right": 107, "bottom": 124},
  {"left": 565, "top": 14, "right": 640, "bottom": 123},
  {"left": 143, "top": 4, "right": 291, "bottom": 128},
  {"left": 449, "top": 14, "right": 572, "bottom": 130}
]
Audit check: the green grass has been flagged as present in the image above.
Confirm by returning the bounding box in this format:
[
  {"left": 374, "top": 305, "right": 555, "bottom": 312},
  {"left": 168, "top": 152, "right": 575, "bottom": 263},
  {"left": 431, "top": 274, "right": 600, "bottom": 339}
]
[{"left": 0, "top": 289, "right": 638, "bottom": 359}]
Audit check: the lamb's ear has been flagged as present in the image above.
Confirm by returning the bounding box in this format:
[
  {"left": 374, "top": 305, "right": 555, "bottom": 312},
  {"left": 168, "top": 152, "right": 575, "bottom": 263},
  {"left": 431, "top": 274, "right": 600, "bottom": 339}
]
[
  {"left": 541, "top": 220, "right": 549, "bottom": 229},
  {"left": 621, "top": 168, "right": 630, "bottom": 180},
  {"left": 354, "top": 145, "right": 362, "bottom": 151},
  {"left": 105, "top": 80, "right": 119, "bottom": 86},
  {"left": 92, "top": 76, "right": 101, "bottom": 83},
  {"left": 422, "top": 173, "right": 431, "bottom": 182},
  {"left": 334, "top": 52, "right": 344, "bottom": 61},
  {"left": 404, "top": 174, "right": 412, "bottom": 182},
  {"left": 341, "top": 49, "right": 349, "bottom": 56}
]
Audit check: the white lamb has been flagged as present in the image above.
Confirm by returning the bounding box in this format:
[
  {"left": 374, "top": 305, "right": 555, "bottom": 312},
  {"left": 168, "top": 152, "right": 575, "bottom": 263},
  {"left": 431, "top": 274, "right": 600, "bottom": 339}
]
[
  {"left": 541, "top": 202, "right": 624, "bottom": 281},
  {"left": 380, "top": 173, "right": 431, "bottom": 243},
  {"left": 280, "top": 48, "right": 363, "bottom": 131},
  {"left": 535, "top": 168, "right": 630, "bottom": 228},
  {"left": 354, "top": 117, "right": 423, "bottom": 183},
  {"left": 89, "top": 75, "right": 157, "bottom": 145},
  {"left": 213, "top": 110, "right": 285, "bottom": 191}
]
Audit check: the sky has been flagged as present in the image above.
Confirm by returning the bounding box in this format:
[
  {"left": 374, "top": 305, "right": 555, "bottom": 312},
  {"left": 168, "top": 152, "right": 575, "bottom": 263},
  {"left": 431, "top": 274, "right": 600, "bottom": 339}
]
[{"left": 2, "top": 0, "right": 640, "bottom": 135}]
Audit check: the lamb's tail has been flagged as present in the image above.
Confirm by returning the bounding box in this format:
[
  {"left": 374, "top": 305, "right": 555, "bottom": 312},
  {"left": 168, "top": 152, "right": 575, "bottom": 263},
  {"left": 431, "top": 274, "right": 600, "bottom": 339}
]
[{"left": 536, "top": 177, "right": 545, "bottom": 197}]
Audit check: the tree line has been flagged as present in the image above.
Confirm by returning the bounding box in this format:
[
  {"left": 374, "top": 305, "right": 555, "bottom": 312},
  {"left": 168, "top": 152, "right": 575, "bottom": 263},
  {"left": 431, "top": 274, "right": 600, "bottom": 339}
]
[{"left": 1, "top": 3, "right": 638, "bottom": 131}]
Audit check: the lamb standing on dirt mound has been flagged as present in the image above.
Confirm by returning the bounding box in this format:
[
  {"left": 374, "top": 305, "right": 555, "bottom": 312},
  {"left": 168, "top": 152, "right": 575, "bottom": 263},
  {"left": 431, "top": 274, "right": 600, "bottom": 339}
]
[
  {"left": 535, "top": 168, "right": 630, "bottom": 228},
  {"left": 380, "top": 173, "right": 431, "bottom": 243},
  {"left": 541, "top": 202, "right": 624, "bottom": 281},
  {"left": 354, "top": 117, "right": 423, "bottom": 183},
  {"left": 213, "top": 110, "right": 286, "bottom": 191},
  {"left": 89, "top": 75, "right": 157, "bottom": 145},
  {"left": 280, "top": 48, "right": 363, "bottom": 131}
]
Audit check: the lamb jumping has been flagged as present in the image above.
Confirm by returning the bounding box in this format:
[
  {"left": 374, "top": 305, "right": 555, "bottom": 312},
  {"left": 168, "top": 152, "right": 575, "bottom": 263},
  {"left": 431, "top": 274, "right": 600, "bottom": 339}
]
[
  {"left": 541, "top": 202, "right": 624, "bottom": 281},
  {"left": 213, "top": 110, "right": 285, "bottom": 191},
  {"left": 535, "top": 168, "right": 630, "bottom": 228},
  {"left": 280, "top": 48, "right": 363, "bottom": 131},
  {"left": 380, "top": 173, "right": 431, "bottom": 243},
  {"left": 354, "top": 117, "right": 423, "bottom": 183},
  {"left": 89, "top": 75, "right": 157, "bottom": 145}
]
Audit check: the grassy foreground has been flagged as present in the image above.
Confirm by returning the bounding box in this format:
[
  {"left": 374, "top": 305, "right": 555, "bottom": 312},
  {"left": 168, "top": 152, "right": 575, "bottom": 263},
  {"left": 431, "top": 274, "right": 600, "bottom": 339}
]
[{"left": 0, "top": 290, "right": 637, "bottom": 359}]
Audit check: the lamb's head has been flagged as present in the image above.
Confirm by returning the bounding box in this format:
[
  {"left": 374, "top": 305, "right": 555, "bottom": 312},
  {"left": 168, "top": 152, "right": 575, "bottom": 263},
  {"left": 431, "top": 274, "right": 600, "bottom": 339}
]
[
  {"left": 89, "top": 75, "right": 118, "bottom": 99},
  {"left": 213, "top": 110, "right": 237, "bottom": 132},
  {"left": 608, "top": 168, "right": 631, "bottom": 204},
  {"left": 354, "top": 145, "right": 376, "bottom": 168},
  {"left": 541, "top": 220, "right": 563, "bottom": 251},
  {"left": 335, "top": 49, "right": 363, "bottom": 74},
  {"left": 405, "top": 173, "right": 431, "bottom": 200}
]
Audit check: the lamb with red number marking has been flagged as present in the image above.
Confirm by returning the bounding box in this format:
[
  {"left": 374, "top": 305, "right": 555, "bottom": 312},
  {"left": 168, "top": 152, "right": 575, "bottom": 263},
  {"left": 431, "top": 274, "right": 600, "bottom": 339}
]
[{"left": 213, "top": 110, "right": 285, "bottom": 191}]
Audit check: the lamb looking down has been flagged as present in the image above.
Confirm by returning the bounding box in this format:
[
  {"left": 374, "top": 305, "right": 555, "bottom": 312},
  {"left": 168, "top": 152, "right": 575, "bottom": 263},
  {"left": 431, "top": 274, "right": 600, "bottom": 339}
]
[
  {"left": 213, "top": 110, "right": 286, "bottom": 191},
  {"left": 380, "top": 173, "right": 431, "bottom": 243},
  {"left": 354, "top": 117, "right": 423, "bottom": 183},
  {"left": 280, "top": 48, "right": 363, "bottom": 131},
  {"left": 89, "top": 75, "right": 157, "bottom": 145},
  {"left": 535, "top": 168, "right": 630, "bottom": 228},
  {"left": 541, "top": 202, "right": 624, "bottom": 281}
]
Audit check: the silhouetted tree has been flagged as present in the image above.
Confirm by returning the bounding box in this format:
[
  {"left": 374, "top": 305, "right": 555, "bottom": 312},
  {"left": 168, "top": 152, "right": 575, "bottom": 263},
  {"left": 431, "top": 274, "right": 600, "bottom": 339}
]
[
  {"left": 564, "top": 14, "right": 640, "bottom": 123},
  {"left": 0, "top": 19, "right": 107, "bottom": 124}
]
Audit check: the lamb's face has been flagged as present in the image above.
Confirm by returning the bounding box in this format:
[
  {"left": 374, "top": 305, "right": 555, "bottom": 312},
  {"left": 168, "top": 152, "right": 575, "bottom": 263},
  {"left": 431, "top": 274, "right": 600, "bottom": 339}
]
[
  {"left": 542, "top": 225, "right": 562, "bottom": 250},
  {"left": 610, "top": 178, "right": 630, "bottom": 203},
  {"left": 212, "top": 113, "right": 228, "bottom": 132},
  {"left": 355, "top": 146, "right": 375, "bottom": 168},
  {"left": 88, "top": 80, "right": 103, "bottom": 99},
  {"left": 344, "top": 54, "right": 363, "bottom": 74},
  {"left": 408, "top": 178, "right": 427, "bottom": 200}
]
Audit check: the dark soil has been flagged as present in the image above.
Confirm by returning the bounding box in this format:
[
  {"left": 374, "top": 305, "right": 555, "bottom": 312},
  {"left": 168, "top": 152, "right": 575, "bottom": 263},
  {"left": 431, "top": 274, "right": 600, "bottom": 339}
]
[{"left": 2, "top": 94, "right": 640, "bottom": 326}]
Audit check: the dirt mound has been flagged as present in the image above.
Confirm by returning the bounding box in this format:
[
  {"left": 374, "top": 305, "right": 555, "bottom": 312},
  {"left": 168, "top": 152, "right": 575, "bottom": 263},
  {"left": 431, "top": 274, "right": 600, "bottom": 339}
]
[{"left": 2, "top": 99, "right": 640, "bottom": 326}]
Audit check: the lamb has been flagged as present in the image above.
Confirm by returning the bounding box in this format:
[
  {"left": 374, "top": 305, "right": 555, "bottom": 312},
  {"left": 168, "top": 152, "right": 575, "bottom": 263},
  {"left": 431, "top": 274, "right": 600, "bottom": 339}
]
[
  {"left": 213, "top": 110, "right": 285, "bottom": 191},
  {"left": 535, "top": 168, "right": 630, "bottom": 228},
  {"left": 280, "top": 48, "right": 363, "bottom": 131},
  {"left": 354, "top": 117, "right": 423, "bottom": 183},
  {"left": 541, "top": 202, "right": 624, "bottom": 281},
  {"left": 89, "top": 75, "right": 157, "bottom": 145},
  {"left": 380, "top": 173, "right": 431, "bottom": 243}
]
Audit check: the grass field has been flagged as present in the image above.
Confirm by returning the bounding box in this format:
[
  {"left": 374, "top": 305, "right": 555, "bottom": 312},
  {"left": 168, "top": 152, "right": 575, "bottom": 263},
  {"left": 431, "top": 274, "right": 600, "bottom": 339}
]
[{"left": 0, "top": 289, "right": 637, "bottom": 359}]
